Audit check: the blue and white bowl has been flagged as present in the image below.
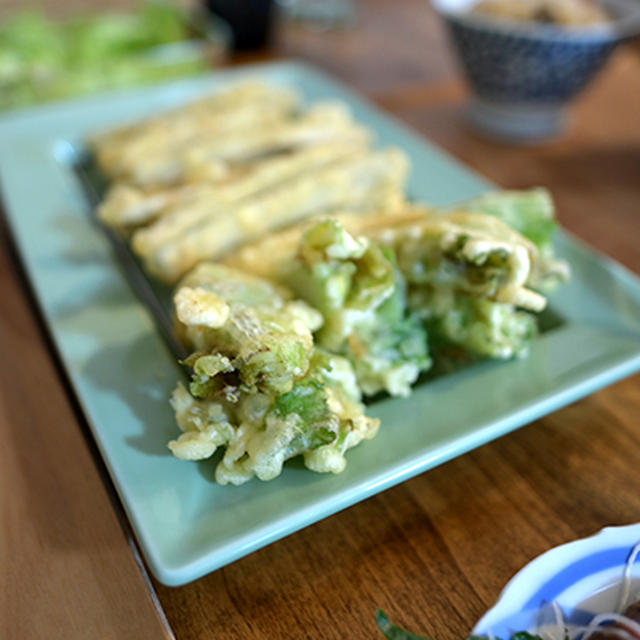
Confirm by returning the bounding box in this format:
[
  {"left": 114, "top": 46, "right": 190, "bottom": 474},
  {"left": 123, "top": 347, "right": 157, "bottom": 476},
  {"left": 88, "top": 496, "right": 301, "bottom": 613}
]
[
  {"left": 473, "top": 523, "right": 640, "bottom": 639},
  {"left": 432, "top": 0, "right": 640, "bottom": 140}
]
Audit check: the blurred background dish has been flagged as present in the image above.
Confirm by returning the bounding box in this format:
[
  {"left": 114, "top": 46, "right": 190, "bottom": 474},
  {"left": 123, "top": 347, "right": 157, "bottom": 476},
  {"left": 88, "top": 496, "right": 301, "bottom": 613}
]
[
  {"left": 275, "top": 0, "right": 359, "bottom": 30},
  {"left": 432, "top": 0, "right": 640, "bottom": 141},
  {"left": 471, "top": 0, "right": 611, "bottom": 27},
  {"left": 0, "top": 1, "right": 229, "bottom": 112}
]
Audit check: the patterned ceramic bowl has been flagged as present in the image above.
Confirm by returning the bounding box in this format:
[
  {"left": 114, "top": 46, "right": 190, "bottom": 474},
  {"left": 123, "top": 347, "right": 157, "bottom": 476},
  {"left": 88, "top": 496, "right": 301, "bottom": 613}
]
[
  {"left": 432, "top": 0, "right": 640, "bottom": 140},
  {"left": 473, "top": 523, "right": 640, "bottom": 639}
]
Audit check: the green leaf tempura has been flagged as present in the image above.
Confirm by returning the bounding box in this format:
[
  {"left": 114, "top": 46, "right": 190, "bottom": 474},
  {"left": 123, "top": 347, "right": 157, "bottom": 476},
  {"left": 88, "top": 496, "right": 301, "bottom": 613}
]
[
  {"left": 169, "top": 262, "right": 379, "bottom": 485},
  {"left": 453, "top": 189, "right": 570, "bottom": 290},
  {"left": 455, "top": 188, "right": 556, "bottom": 251},
  {"left": 175, "top": 263, "right": 323, "bottom": 398},
  {"left": 287, "top": 220, "right": 431, "bottom": 397},
  {"left": 169, "top": 349, "right": 379, "bottom": 485},
  {"left": 409, "top": 287, "right": 537, "bottom": 359}
]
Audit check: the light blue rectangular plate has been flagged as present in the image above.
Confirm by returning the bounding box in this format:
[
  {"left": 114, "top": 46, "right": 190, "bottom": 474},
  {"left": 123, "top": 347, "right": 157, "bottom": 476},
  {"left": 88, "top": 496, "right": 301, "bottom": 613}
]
[{"left": 1, "top": 61, "right": 639, "bottom": 586}]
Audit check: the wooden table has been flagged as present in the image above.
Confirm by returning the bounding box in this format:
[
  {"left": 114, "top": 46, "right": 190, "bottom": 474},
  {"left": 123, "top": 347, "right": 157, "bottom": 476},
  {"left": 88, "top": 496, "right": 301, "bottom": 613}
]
[{"left": 1, "top": 1, "right": 639, "bottom": 638}]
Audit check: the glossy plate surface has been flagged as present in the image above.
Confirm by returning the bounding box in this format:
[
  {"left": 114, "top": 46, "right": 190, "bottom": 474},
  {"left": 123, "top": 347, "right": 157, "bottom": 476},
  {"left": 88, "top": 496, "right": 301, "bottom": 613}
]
[
  {"left": 0, "top": 61, "right": 639, "bottom": 586},
  {"left": 473, "top": 523, "right": 640, "bottom": 638}
]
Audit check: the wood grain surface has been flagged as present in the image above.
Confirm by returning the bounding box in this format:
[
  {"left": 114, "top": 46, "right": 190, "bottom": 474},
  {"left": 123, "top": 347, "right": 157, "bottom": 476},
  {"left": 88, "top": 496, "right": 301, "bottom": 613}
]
[
  {"left": 1, "top": 1, "right": 639, "bottom": 639},
  {"left": 0, "top": 228, "right": 173, "bottom": 639}
]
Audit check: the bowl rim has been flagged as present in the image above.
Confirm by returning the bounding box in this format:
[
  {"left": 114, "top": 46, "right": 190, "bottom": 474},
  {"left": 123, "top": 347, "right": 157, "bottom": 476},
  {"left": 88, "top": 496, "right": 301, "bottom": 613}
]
[
  {"left": 431, "top": 0, "right": 640, "bottom": 41},
  {"left": 472, "top": 523, "right": 640, "bottom": 638}
]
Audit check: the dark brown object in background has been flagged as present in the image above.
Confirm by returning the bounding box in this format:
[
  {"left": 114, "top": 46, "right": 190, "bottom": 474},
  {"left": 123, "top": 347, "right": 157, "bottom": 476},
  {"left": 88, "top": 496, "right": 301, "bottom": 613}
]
[
  {"left": 204, "top": 0, "right": 274, "bottom": 50},
  {"left": 1, "top": 0, "right": 640, "bottom": 639}
]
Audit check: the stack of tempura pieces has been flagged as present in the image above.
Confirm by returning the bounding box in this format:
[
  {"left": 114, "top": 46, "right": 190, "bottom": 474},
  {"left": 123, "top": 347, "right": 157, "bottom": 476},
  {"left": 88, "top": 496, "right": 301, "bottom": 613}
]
[
  {"left": 91, "top": 81, "right": 409, "bottom": 284},
  {"left": 91, "top": 82, "right": 569, "bottom": 486}
]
